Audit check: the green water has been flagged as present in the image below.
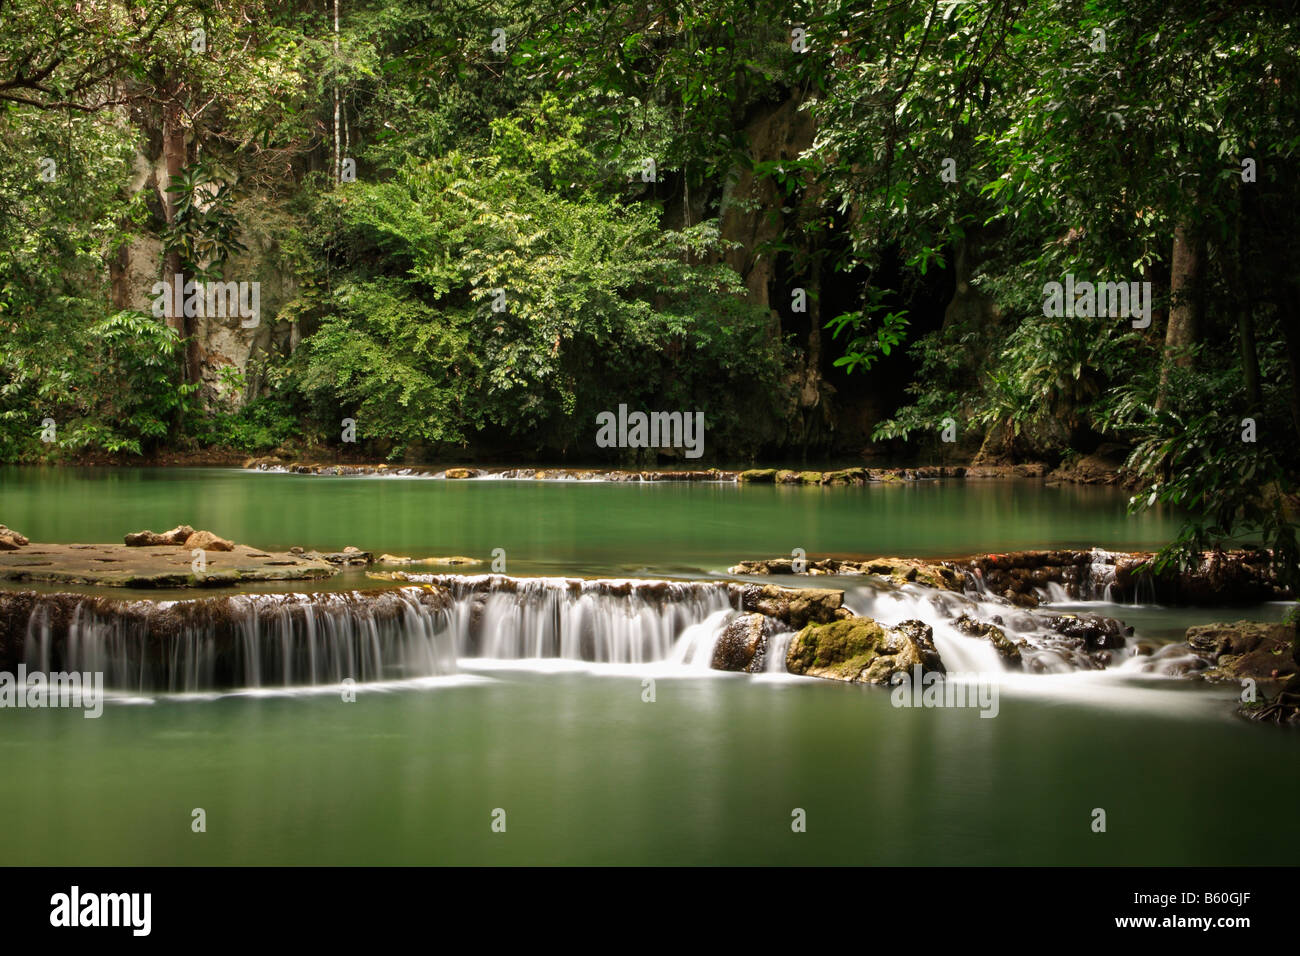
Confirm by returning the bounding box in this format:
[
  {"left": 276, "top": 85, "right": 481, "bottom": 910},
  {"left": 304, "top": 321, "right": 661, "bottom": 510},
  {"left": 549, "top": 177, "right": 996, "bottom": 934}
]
[
  {"left": 2, "top": 671, "right": 1296, "bottom": 865},
  {"left": 0, "top": 466, "right": 1178, "bottom": 575},
  {"left": 0, "top": 466, "right": 1296, "bottom": 866}
]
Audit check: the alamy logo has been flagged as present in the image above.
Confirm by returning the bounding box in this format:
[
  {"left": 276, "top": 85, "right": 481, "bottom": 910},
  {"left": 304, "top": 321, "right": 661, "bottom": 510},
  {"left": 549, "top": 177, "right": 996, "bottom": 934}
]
[
  {"left": 890, "top": 665, "right": 1000, "bottom": 718},
  {"left": 0, "top": 665, "right": 103, "bottom": 718},
  {"left": 50, "top": 886, "right": 150, "bottom": 936},
  {"left": 1042, "top": 273, "right": 1151, "bottom": 328},
  {"left": 151, "top": 273, "right": 260, "bottom": 327},
  {"left": 595, "top": 404, "right": 705, "bottom": 459}
]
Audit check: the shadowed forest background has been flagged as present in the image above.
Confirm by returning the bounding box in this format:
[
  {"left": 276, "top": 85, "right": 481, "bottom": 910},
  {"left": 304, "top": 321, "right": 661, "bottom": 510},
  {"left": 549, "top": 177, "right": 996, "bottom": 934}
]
[{"left": 2, "top": 0, "right": 1298, "bottom": 569}]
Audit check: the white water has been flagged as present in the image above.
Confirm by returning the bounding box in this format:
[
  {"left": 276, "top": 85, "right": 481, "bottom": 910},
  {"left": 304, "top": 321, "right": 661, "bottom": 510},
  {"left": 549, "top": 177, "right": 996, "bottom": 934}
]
[
  {"left": 16, "top": 570, "right": 1165, "bottom": 696},
  {"left": 412, "top": 574, "right": 738, "bottom": 663}
]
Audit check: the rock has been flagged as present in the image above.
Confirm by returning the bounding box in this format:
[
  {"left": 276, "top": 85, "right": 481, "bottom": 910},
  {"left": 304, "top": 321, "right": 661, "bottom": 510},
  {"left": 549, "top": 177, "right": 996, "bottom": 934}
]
[
  {"left": 797, "top": 470, "right": 823, "bottom": 485},
  {"left": 1047, "top": 443, "right": 1130, "bottom": 485},
  {"left": 289, "top": 546, "right": 305, "bottom": 555},
  {"left": 711, "top": 613, "right": 778, "bottom": 673},
  {"left": 1044, "top": 613, "right": 1130, "bottom": 650},
  {"left": 964, "top": 548, "right": 1290, "bottom": 606},
  {"left": 738, "top": 469, "right": 777, "bottom": 483},
  {"left": 1185, "top": 620, "right": 1298, "bottom": 686},
  {"left": 822, "top": 468, "right": 867, "bottom": 485},
  {"left": 124, "top": 525, "right": 195, "bottom": 547},
  {"left": 1240, "top": 672, "right": 1300, "bottom": 726},
  {"left": 314, "top": 549, "right": 372, "bottom": 566},
  {"left": 0, "top": 525, "right": 30, "bottom": 550},
  {"left": 183, "top": 530, "right": 234, "bottom": 552},
  {"left": 342, "top": 546, "right": 361, "bottom": 554},
  {"left": 786, "top": 617, "right": 944, "bottom": 684},
  {"left": 444, "top": 467, "right": 476, "bottom": 479},
  {"left": 953, "top": 613, "right": 1024, "bottom": 668},
  {"left": 729, "top": 556, "right": 963, "bottom": 591},
  {"left": 739, "top": 584, "right": 848, "bottom": 629}
]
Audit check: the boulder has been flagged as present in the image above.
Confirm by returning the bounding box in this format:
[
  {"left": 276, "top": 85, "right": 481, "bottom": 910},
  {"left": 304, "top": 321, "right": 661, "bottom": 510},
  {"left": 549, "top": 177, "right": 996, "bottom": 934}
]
[
  {"left": 1186, "top": 620, "right": 1298, "bottom": 686},
  {"left": 1044, "top": 613, "right": 1130, "bottom": 650},
  {"left": 822, "top": 468, "right": 867, "bottom": 485},
  {"left": 444, "top": 467, "right": 476, "bottom": 479},
  {"left": 738, "top": 469, "right": 777, "bottom": 483},
  {"left": 124, "top": 525, "right": 195, "bottom": 547},
  {"left": 711, "top": 613, "right": 778, "bottom": 673},
  {"left": 786, "top": 617, "right": 944, "bottom": 684},
  {"left": 739, "top": 584, "right": 848, "bottom": 629},
  {"left": 183, "top": 530, "right": 234, "bottom": 552},
  {"left": 0, "top": 525, "right": 30, "bottom": 550}
]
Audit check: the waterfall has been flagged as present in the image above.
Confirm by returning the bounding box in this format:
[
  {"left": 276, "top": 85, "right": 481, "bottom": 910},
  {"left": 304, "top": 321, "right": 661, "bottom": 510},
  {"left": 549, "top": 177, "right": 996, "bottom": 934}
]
[
  {"left": 843, "top": 583, "right": 1006, "bottom": 673},
  {"left": 3, "top": 571, "right": 1133, "bottom": 698},
  {"left": 16, "top": 589, "right": 457, "bottom": 693},
  {"left": 403, "top": 574, "right": 737, "bottom": 663},
  {"left": 5, "top": 579, "right": 741, "bottom": 692},
  {"left": 842, "top": 579, "right": 1129, "bottom": 674}
]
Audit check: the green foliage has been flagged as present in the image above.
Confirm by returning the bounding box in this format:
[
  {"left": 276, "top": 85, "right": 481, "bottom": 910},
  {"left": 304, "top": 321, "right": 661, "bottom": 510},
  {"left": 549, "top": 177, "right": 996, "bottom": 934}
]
[{"left": 293, "top": 108, "right": 788, "bottom": 458}]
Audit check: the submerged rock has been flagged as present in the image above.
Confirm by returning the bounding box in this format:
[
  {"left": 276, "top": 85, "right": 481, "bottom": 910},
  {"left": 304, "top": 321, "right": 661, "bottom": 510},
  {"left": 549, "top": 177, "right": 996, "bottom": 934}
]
[
  {"left": 376, "top": 554, "right": 482, "bottom": 566},
  {"left": 786, "top": 618, "right": 944, "bottom": 684},
  {"left": 313, "top": 548, "right": 372, "bottom": 566}
]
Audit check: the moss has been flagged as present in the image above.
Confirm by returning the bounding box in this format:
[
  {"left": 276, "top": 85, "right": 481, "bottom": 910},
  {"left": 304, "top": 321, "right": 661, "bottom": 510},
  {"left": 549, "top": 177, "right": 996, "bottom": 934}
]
[
  {"left": 739, "top": 469, "right": 777, "bottom": 483},
  {"left": 822, "top": 468, "right": 866, "bottom": 485},
  {"left": 797, "top": 470, "right": 824, "bottom": 485},
  {"left": 787, "top": 619, "right": 890, "bottom": 680}
]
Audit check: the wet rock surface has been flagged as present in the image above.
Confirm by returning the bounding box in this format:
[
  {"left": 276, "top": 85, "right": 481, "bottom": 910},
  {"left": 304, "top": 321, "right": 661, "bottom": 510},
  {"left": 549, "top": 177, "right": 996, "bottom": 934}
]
[
  {"left": 710, "top": 613, "right": 779, "bottom": 673},
  {"left": 964, "top": 548, "right": 1289, "bottom": 606},
  {"left": 736, "top": 583, "right": 849, "bottom": 629},
  {"left": 953, "top": 613, "right": 1025, "bottom": 669},
  {"left": 1184, "top": 620, "right": 1298, "bottom": 687},
  {"left": 730, "top": 556, "right": 963, "bottom": 591},
  {"left": 786, "top": 617, "right": 944, "bottom": 684},
  {"left": 0, "top": 542, "right": 336, "bottom": 588}
]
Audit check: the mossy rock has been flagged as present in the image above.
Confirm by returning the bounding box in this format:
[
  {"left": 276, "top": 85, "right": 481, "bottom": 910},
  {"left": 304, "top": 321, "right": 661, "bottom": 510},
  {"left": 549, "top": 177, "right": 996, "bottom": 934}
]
[
  {"left": 776, "top": 470, "right": 802, "bottom": 484},
  {"left": 786, "top": 617, "right": 944, "bottom": 684},
  {"left": 797, "top": 471, "right": 824, "bottom": 485},
  {"left": 822, "top": 468, "right": 867, "bottom": 485},
  {"left": 739, "top": 469, "right": 778, "bottom": 483}
]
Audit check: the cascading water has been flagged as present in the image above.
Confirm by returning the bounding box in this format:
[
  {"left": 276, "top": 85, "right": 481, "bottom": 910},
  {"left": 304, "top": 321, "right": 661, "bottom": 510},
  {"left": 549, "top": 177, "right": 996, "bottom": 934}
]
[
  {"left": 842, "top": 578, "right": 1131, "bottom": 674},
  {"left": 403, "top": 574, "right": 738, "bottom": 664},
  {"left": 5, "top": 578, "right": 746, "bottom": 693},
  {"left": 16, "top": 589, "right": 458, "bottom": 693},
  {"left": 842, "top": 582, "right": 1005, "bottom": 673}
]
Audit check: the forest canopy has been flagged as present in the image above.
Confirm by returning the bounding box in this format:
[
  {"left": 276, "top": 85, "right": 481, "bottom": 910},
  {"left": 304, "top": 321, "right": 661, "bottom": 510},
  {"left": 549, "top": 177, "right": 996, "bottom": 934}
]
[{"left": 1, "top": 0, "right": 1297, "bottom": 576}]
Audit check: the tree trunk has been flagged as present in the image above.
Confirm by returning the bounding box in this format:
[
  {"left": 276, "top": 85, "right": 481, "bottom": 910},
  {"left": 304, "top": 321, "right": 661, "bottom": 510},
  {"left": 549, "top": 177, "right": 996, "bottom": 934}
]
[{"left": 1156, "top": 219, "right": 1201, "bottom": 410}]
